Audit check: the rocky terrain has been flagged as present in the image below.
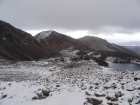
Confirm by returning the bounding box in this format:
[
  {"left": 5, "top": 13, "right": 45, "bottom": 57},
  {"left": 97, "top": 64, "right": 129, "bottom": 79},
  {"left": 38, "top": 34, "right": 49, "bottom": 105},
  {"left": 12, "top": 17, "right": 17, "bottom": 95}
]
[
  {"left": 0, "top": 20, "right": 140, "bottom": 105},
  {"left": 0, "top": 48, "right": 140, "bottom": 105}
]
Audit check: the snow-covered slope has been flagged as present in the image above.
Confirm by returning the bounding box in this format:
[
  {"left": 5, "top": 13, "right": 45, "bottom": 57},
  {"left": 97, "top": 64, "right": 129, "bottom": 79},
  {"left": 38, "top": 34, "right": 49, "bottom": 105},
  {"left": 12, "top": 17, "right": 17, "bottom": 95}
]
[
  {"left": 35, "top": 30, "right": 53, "bottom": 41},
  {"left": 0, "top": 49, "right": 140, "bottom": 105}
]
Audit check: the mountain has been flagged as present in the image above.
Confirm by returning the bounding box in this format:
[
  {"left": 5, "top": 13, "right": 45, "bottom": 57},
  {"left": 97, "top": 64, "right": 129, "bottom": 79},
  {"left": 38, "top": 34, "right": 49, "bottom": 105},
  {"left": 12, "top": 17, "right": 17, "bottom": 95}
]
[
  {"left": 117, "top": 41, "right": 140, "bottom": 56},
  {"left": 117, "top": 41, "right": 140, "bottom": 46},
  {"left": 78, "top": 36, "right": 115, "bottom": 51},
  {"left": 34, "top": 30, "right": 88, "bottom": 53},
  {"left": 0, "top": 20, "right": 138, "bottom": 61},
  {"left": 78, "top": 36, "right": 138, "bottom": 56},
  {"left": 35, "top": 33, "right": 138, "bottom": 57},
  {"left": 0, "top": 20, "right": 49, "bottom": 60},
  {"left": 124, "top": 46, "right": 140, "bottom": 55}
]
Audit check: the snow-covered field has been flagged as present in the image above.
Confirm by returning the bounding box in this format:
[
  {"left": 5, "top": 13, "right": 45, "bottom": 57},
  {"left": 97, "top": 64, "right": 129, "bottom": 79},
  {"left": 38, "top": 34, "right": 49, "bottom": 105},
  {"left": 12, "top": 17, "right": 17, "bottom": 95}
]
[{"left": 0, "top": 49, "right": 140, "bottom": 105}]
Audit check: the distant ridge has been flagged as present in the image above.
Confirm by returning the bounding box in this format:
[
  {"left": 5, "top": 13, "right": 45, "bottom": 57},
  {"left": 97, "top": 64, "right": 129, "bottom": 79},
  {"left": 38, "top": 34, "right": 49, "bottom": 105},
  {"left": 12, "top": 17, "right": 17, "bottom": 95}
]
[
  {"left": 35, "top": 31, "right": 138, "bottom": 57},
  {"left": 124, "top": 46, "right": 140, "bottom": 55},
  {"left": 0, "top": 20, "right": 138, "bottom": 60},
  {"left": 117, "top": 41, "right": 140, "bottom": 46},
  {"left": 34, "top": 30, "right": 88, "bottom": 53}
]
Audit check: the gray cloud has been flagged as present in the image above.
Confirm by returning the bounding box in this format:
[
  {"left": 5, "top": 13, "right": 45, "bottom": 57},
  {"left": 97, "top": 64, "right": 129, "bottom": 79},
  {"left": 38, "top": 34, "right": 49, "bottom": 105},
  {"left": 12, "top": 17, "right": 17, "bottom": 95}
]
[{"left": 0, "top": 0, "right": 140, "bottom": 34}]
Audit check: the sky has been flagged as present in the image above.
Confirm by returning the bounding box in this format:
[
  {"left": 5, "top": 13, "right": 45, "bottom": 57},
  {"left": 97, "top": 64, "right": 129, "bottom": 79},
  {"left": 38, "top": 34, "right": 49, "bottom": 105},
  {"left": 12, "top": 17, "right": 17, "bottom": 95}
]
[{"left": 0, "top": 0, "right": 140, "bottom": 43}]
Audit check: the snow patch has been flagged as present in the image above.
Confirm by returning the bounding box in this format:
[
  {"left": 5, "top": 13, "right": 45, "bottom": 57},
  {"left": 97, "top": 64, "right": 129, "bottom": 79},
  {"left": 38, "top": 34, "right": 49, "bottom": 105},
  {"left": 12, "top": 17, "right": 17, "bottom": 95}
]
[{"left": 35, "top": 31, "right": 53, "bottom": 41}]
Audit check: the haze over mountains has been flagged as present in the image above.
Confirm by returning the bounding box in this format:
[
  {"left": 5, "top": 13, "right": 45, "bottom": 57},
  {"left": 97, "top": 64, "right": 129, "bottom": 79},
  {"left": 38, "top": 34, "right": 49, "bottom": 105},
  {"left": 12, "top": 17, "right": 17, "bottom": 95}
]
[
  {"left": 0, "top": 20, "right": 139, "bottom": 61},
  {"left": 117, "top": 41, "right": 140, "bottom": 46},
  {"left": 117, "top": 41, "right": 140, "bottom": 55}
]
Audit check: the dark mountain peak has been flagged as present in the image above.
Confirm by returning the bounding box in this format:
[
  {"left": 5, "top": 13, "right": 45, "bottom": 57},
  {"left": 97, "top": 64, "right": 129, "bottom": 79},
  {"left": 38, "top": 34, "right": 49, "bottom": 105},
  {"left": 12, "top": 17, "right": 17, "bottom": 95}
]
[
  {"left": 0, "top": 20, "right": 35, "bottom": 43},
  {"left": 0, "top": 20, "right": 49, "bottom": 60},
  {"left": 0, "top": 20, "right": 11, "bottom": 26}
]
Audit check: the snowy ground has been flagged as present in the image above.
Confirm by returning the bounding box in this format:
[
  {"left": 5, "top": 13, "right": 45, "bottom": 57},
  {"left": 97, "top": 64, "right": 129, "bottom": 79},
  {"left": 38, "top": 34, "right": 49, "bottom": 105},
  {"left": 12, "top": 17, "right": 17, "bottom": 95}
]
[{"left": 0, "top": 49, "right": 140, "bottom": 105}]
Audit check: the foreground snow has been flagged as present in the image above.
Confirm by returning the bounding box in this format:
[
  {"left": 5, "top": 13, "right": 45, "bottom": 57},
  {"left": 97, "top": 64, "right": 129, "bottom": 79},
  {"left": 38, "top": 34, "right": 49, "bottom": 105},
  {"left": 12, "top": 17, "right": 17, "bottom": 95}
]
[{"left": 0, "top": 58, "right": 140, "bottom": 105}]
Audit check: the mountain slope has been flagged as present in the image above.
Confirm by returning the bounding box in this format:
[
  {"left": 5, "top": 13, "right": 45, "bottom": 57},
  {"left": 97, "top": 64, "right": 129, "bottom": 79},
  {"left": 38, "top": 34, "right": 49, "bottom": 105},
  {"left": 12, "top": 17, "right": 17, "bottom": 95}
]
[
  {"left": 124, "top": 46, "right": 140, "bottom": 55},
  {"left": 34, "top": 31, "right": 88, "bottom": 53},
  {"left": 78, "top": 36, "right": 114, "bottom": 51},
  {"left": 0, "top": 20, "right": 49, "bottom": 60},
  {"left": 78, "top": 36, "right": 138, "bottom": 56}
]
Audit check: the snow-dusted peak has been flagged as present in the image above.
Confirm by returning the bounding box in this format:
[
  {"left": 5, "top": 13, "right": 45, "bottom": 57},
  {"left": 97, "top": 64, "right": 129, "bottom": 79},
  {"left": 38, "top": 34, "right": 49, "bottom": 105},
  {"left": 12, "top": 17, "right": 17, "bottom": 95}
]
[{"left": 35, "top": 30, "right": 53, "bottom": 41}]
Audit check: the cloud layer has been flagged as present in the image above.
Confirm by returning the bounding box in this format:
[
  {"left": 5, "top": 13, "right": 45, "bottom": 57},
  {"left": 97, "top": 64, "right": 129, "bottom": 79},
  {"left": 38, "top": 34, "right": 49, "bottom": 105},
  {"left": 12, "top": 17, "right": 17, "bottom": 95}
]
[{"left": 0, "top": 0, "right": 140, "bottom": 35}]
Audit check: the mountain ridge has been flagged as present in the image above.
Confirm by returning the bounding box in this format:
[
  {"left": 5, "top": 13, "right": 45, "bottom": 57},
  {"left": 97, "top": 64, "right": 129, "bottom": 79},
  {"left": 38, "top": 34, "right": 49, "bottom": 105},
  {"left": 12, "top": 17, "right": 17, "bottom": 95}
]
[
  {"left": 0, "top": 20, "right": 139, "bottom": 60},
  {"left": 0, "top": 20, "right": 49, "bottom": 60},
  {"left": 124, "top": 46, "right": 140, "bottom": 56}
]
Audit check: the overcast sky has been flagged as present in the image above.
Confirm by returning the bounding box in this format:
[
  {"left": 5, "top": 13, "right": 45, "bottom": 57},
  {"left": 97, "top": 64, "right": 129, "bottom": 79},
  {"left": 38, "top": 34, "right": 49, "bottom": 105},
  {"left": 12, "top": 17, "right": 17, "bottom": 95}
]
[{"left": 0, "top": 0, "right": 140, "bottom": 43}]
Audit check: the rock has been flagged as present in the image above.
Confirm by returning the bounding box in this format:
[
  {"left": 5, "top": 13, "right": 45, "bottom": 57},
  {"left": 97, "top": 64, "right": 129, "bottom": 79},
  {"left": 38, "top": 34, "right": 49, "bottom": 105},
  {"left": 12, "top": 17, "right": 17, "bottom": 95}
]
[
  {"left": 84, "top": 55, "right": 90, "bottom": 60},
  {"left": 56, "top": 85, "right": 60, "bottom": 87},
  {"left": 107, "top": 102, "right": 118, "bottom": 105},
  {"left": 42, "top": 90, "right": 50, "bottom": 97},
  {"left": 2, "top": 94, "right": 7, "bottom": 99},
  {"left": 95, "top": 93, "right": 106, "bottom": 97},
  {"left": 104, "top": 86, "right": 111, "bottom": 89},
  {"left": 3, "top": 87, "right": 6, "bottom": 90},
  {"left": 135, "top": 100, "right": 140, "bottom": 104},
  {"left": 32, "top": 96, "right": 38, "bottom": 100},
  {"left": 115, "top": 91, "right": 123, "bottom": 98},
  {"left": 134, "top": 77, "right": 140, "bottom": 81},
  {"left": 126, "top": 88, "right": 134, "bottom": 91},
  {"left": 106, "top": 96, "right": 111, "bottom": 100},
  {"left": 111, "top": 83, "right": 117, "bottom": 89},
  {"left": 86, "top": 98, "right": 102, "bottom": 105},
  {"left": 111, "top": 97, "right": 118, "bottom": 101},
  {"left": 36, "top": 93, "right": 44, "bottom": 99},
  {"left": 85, "top": 91, "right": 91, "bottom": 96},
  {"left": 106, "top": 95, "right": 118, "bottom": 101}
]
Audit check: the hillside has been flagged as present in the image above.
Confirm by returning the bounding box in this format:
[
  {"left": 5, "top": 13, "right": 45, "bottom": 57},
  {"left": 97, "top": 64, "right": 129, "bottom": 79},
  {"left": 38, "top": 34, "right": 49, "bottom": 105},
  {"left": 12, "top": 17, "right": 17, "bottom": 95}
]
[
  {"left": 124, "top": 46, "right": 140, "bottom": 55},
  {"left": 0, "top": 20, "right": 49, "bottom": 60},
  {"left": 0, "top": 48, "right": 140, "bottom": 105},
  {"left": 34, "top": 30, "right": 88, "bottom": 53},
  {"left": 78, "top": 36, "right": 138, "bottom": 57}
]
